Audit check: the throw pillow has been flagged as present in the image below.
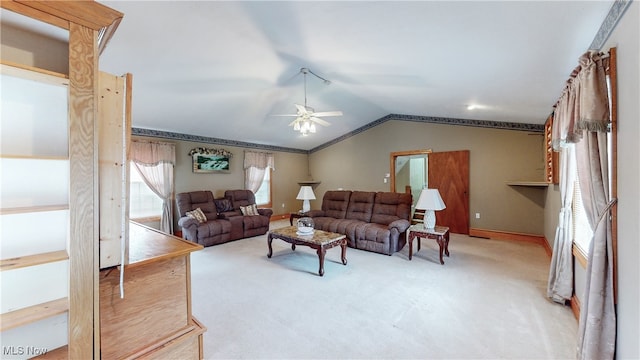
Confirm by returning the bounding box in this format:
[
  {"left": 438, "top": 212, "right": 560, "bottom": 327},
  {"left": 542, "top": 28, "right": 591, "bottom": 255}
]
[
  {"left": 240, "top": 204, "right": 259, "bottom": 216},
  {"left": 186, "top": 207, "right": 207, "bottom": 223},
  {"left": 214, "top": 198, "right": 234, "bottom": 213}
]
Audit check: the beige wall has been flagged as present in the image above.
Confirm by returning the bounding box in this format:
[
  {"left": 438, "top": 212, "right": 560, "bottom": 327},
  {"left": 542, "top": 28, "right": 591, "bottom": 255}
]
[
  {"left": 603, "top": 2, "right": 639, "bottom": 358},
  {"left": 133, "top": 136, "right": 310, "bottom": 229},
  {"left": 309, "top": 120, "right": 546, "bottom": 235}
]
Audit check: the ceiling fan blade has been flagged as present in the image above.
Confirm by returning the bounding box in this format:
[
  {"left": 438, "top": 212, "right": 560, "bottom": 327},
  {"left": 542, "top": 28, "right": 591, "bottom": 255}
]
[
  {"left": 310, "top": 117, "right": 331, "bottom": 126},
  {"left": 311, "top": 110, "right": 343, "bottom": 117},
  {"left": 295, "top": 104, "right": 309, "bottom": 114},
  {"left": 271, "top": 114, "right": 298, "bottom": 117}
]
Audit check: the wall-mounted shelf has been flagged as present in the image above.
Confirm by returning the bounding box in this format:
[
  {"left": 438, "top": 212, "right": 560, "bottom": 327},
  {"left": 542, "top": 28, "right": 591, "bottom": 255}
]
[
  {"left": 298, "top": 181, "right": 321, "bottom": 186},
  {"left": 506, "top": 181, "right": 550, "bottom": 187}
]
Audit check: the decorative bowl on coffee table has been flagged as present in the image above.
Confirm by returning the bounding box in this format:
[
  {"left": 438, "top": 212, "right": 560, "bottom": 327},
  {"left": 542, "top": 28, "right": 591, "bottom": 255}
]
[{"left": 296, "top": 217, "right": 315, "bottom": 235}]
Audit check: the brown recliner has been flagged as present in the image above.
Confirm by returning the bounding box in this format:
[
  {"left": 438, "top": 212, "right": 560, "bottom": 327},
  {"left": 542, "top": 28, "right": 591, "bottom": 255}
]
[
  {"left": 223, "top": 189, "right": 273, "bottom": 238},
  {"left": 176, "top": 190, "right": 234, "bottom": 247}
]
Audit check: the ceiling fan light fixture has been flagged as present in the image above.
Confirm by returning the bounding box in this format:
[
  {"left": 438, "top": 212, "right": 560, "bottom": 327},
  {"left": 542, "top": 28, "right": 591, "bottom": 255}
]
[{"left": 279, "top": 67, "right": 342, "bottom": 136}]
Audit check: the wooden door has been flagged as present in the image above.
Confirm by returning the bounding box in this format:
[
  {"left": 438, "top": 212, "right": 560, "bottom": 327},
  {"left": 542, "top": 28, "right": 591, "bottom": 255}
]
[{"left": 428, "top": 150, "right": 470, "bottom": 234}]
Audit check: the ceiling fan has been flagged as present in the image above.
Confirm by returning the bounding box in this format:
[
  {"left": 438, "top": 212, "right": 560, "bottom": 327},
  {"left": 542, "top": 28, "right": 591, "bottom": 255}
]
[{"left": 274, "top": 68, "right": 343, "bottom": 136}]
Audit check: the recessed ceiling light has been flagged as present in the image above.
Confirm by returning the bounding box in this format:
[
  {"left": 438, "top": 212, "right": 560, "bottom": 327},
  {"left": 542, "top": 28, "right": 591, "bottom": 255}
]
[{"left": 466, "top": 104, "right": 487, "bottom": 111}]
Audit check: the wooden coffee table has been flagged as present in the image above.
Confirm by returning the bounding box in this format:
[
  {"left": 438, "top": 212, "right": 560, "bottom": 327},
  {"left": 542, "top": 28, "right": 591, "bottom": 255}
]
[{"left": 267, "top": 226, "right": 347, "bottom": 276}]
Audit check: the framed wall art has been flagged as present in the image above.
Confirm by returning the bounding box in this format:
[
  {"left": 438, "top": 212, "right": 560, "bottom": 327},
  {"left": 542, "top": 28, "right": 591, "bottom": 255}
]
[{"left": 189, "top": 147, "right": 233, "bottom": 173}]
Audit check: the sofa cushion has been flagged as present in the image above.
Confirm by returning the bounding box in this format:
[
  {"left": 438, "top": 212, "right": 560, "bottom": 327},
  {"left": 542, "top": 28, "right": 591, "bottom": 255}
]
[
  {"left": 214, "top": 198, "right": 234, "bottom": 213},
  {"left": 176, "top": 190, "right": 217, "bottom": 220},
  {"left": 196, "top": 219, "right": 232, "bottom": 240},
  {"left": 357, "top": 223, "right": 393, "bottom": 254},
  {"left": 186, "top": 207, "right": 207, "bottom": 223},
  {"left": 345, "top": 191, "right": 375, "bottom": 222},
  {"left": 243, "top": 214, "right": 270, "bottom": 229},
  {"left": 320, "top": 190, "right": 351, "bottom": 219},
  {"left": 225, "top": 189, "right": 257, "bottom": 209},
  {"left": 370, "top": 192, "right": 412, "bottom": 225}
]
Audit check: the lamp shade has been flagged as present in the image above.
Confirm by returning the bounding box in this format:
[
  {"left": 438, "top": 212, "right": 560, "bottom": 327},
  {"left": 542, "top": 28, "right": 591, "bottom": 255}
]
[
  {"left": 296, "top": 186, "right": 316, "bottom": 200},
  {"left": 415, "top": 188, "right": 446, "bottom": 229},
  {"left": 415, "top": 188, "right": 446, "bottom": 211}
]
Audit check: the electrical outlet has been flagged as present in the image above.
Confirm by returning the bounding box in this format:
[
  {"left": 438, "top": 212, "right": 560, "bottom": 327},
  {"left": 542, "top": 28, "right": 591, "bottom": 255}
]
[
  {"left": 475, "top": 213, "right": 480, "bottom": 219},
  {"left": 282, "top": 203, "right": 285, "bottom": 208}
]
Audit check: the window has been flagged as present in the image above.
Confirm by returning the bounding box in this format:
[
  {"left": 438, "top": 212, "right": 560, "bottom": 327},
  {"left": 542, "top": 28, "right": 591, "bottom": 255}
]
[
  {"left": 129, "top": 163, "right": 163, "bottom": 219},
  {"left": 573, "top": 179, "right": 593, "bottom": 255},
  {"left": 254, "top": 169, "right": 271, "bottom": 207}
]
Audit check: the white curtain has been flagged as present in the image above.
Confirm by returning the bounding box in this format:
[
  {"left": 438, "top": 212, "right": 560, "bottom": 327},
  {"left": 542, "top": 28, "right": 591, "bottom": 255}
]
[
  {"left": 547, "top": 144, "right": 576, "bottom": 303},
  {"left": 244, "top": 151, "right": 274, "bottom": 193},
  {"left": 130, "top": 140, "right": 176, "bottom": 234}
]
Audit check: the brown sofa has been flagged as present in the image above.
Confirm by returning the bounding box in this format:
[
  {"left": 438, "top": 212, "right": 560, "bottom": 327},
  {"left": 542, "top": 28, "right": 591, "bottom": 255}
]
[
  {"left": 306, "top": 190, "right": 412, "bottom": 255},
  {"left": 176, "top": 189, "right": 273, "bottom": 247}
]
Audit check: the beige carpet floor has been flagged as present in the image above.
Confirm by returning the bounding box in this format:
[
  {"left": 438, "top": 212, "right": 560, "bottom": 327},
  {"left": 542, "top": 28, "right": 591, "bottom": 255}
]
[{"left": 190, "top": 220, "right": 577, "bottom": 359}]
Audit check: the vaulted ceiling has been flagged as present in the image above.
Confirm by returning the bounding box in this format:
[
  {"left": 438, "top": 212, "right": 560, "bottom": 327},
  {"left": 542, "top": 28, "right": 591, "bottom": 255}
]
[{"left": 5, "top": 1, "right": 616, "bottom": 151}]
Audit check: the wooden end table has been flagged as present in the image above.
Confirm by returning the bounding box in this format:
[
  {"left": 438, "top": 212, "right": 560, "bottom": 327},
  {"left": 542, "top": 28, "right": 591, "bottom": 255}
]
[
  {"left": 407, "top": 224, "right": 450, "bottom": 264},
  {"left": 267, "top": 226, "right": 347, "bottom": 276}
]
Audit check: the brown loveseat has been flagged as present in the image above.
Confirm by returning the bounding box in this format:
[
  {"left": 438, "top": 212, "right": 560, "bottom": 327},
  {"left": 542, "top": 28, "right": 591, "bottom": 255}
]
[
  {"left": 306, "top": 190, "right": 412, "bottom": 255},
  {"left": 176, "top": 189, "right": 273, "bottom": 247}
]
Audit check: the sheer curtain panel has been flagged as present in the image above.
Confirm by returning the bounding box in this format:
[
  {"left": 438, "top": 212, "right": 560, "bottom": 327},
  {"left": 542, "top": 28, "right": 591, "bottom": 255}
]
[
  {"left": 547, "top": 144, "right": 576, "bottom": 303},
  {"left": 130, "top": 140, "right": 176, "bottom": 234},
  {"left": 244, "top": 151, "right": 274, "bottom": 194}
]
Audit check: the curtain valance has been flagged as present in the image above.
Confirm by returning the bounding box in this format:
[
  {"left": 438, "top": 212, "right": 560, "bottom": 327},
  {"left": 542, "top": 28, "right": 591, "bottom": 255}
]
[
  {"left": 551, "top": 51, "right": 610, "bottom": 150},
  {"left": 131, "top": 140, "right": 176, "bottom": 165},
  {"left": 244, "top": 151, "right": 275, "bottom": 170}
]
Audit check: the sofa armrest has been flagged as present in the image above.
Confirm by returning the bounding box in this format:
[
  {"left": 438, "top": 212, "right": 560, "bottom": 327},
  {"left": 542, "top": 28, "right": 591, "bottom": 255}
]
[
  {"left": 218, "top": 210, "right": 242, "bottom": 219},
  {"left": 258, "top": 208, "right": 273, "bottom": 218},
  {"left": 305, "top": 209, "right": 325, "bottom": 217},
  {"left": 388, "top": 219, "right": 411, "bottom": 233},
  {"left": 178, "top": 216, "right": 199, "bottom": 240},
  {"left": 178, "top": 216, "right": 198, "bottom": 228}
]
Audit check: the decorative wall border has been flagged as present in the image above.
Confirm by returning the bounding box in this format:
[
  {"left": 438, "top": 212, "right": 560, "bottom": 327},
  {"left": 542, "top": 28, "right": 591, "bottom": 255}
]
[
  {"left": 589, "top": 0, "right": 633, "bottom": 50},
  {"left": 131, "top": 128, "right": 308, "bottom": 154},
  {"left": 309, "top": 114, "right": 544, "bottom": 153},
  {"left": 134, "top": 114, "right": 544, "bottom": 155}
]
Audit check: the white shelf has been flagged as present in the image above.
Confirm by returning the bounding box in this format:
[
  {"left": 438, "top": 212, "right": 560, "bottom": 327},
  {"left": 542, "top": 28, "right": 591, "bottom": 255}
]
[
  {"left": 506, "top": 181, "right": 550, "bottom": 187},
  {"left": 298, "top": 181, "right": 321, "bottom": 186}
]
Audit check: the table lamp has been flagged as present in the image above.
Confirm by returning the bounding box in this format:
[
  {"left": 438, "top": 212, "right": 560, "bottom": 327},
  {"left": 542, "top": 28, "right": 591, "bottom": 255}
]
[
  {"left": 296, "top": 185, "right": 316, "bottom": 213},
  {"left": 415, "top": 188, "right": 446, "bottom": 229}
]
